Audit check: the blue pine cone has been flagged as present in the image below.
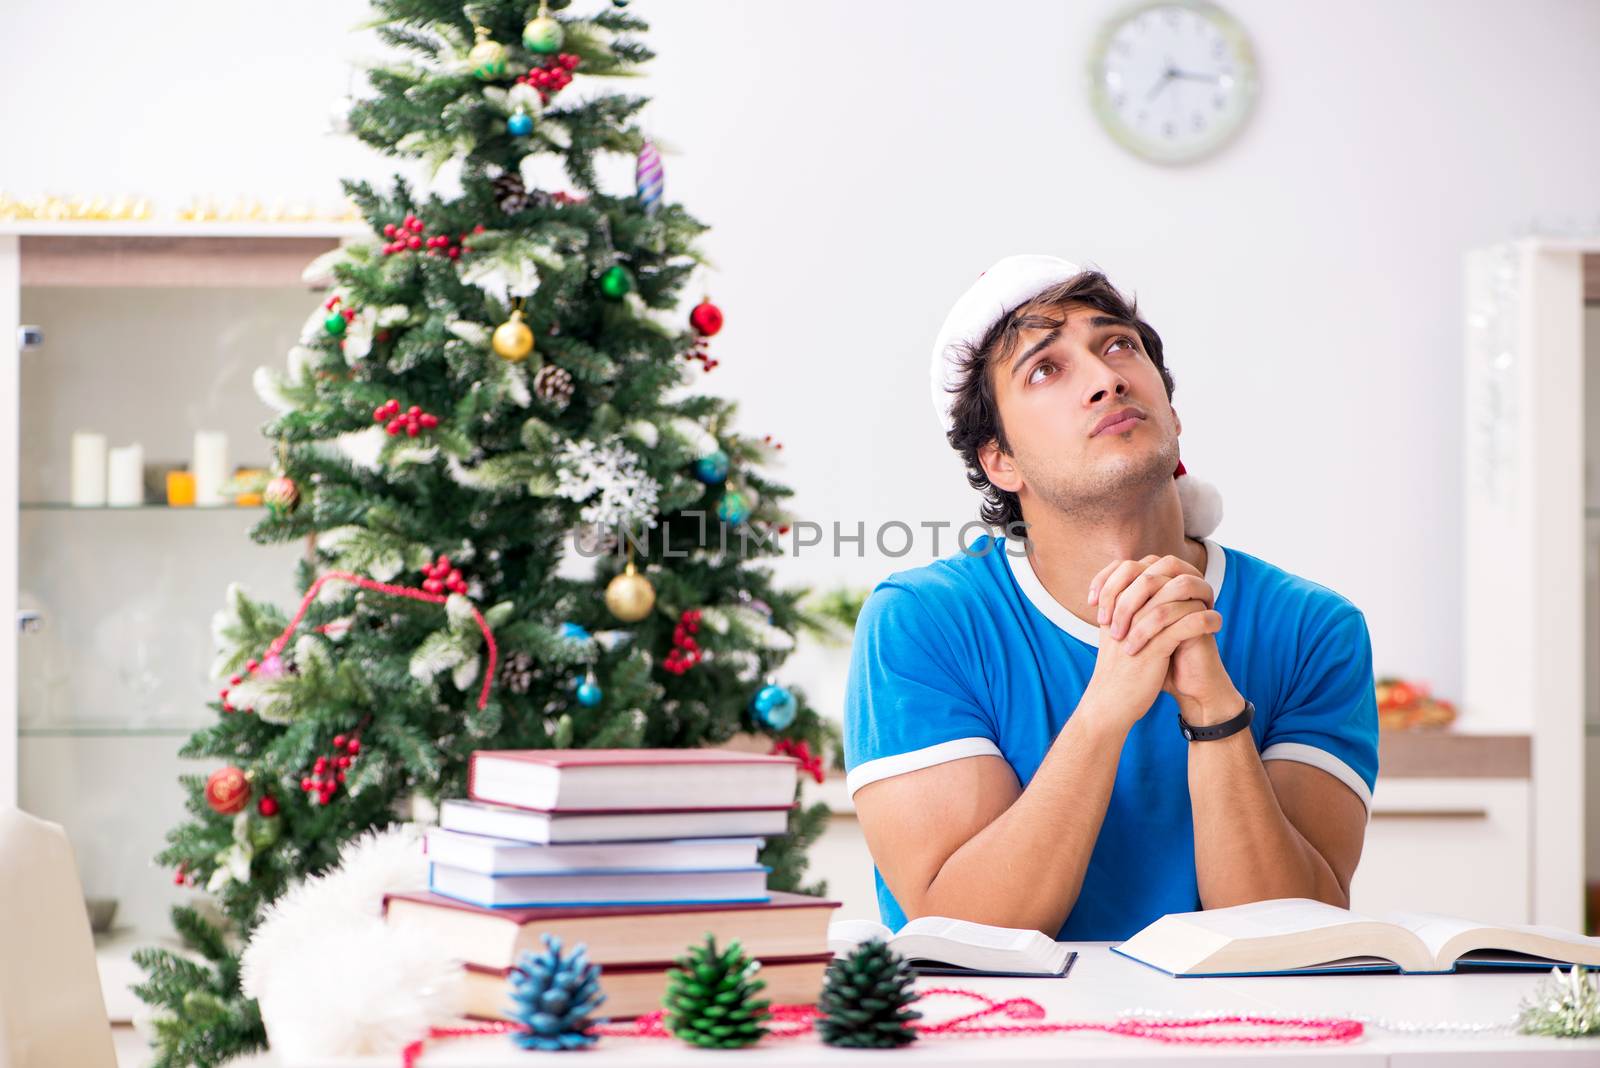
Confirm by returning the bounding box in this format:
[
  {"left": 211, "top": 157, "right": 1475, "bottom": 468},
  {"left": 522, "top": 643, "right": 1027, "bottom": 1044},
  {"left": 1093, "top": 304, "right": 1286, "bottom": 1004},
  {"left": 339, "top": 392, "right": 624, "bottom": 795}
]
[{"left": 507, "top": 933, "right": 608, "bottom": 1051}]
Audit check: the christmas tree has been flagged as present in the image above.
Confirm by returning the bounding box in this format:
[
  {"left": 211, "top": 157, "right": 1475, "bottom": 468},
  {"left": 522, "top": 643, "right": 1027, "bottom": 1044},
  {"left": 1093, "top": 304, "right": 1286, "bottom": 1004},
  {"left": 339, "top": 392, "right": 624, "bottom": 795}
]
[{"left": 131, "top": 3, "right": 835, "bottom": 1065}]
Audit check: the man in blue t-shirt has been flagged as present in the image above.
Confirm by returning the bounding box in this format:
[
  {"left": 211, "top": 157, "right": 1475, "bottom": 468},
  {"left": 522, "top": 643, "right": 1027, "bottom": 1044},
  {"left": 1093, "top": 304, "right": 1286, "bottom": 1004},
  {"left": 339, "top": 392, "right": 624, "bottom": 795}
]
[{"left": 844, "top": 255, "right": 1378, "bottom": 942}]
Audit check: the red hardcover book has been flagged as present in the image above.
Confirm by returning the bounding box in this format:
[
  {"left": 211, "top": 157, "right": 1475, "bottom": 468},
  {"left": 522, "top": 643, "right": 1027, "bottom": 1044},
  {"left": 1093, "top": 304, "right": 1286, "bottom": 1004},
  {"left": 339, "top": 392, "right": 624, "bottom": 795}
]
[
  {"left": 383, "top": 889, "right": 840, "bottom": 971},
  {"left": 467, "top": 748, "right": 800, "bottom": 812}
]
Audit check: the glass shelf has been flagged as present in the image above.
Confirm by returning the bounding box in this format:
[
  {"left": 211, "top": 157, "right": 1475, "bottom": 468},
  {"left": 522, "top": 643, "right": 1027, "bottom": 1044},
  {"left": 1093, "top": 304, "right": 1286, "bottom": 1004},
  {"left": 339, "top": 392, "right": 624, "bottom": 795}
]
[
  {"left": 19, "top": 725, "right": 208, "bottom": 738},
  {"left": 20, "top": 502, "right": 265, "bottom": 511}
]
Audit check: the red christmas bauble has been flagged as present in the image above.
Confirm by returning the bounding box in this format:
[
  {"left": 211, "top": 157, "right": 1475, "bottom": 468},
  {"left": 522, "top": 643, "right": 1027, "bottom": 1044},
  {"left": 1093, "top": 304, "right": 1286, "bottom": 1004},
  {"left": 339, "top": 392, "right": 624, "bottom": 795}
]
[
  {"left": 205, "top": 766, "right": 251, "bottom": 815},
  {"left": 690, "top": 298, "right": 724, "bottom": 337}
]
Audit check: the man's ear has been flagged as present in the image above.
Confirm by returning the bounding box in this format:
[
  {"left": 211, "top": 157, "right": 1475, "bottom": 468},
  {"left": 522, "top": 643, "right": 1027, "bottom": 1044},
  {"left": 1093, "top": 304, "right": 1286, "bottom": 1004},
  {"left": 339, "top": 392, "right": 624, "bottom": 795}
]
[
  {"left": 978, "top": 439, "right": 1024, "bottom": 494},
  {"left": 1173, "top": 406, "right": 1183, "bottom": 438}
]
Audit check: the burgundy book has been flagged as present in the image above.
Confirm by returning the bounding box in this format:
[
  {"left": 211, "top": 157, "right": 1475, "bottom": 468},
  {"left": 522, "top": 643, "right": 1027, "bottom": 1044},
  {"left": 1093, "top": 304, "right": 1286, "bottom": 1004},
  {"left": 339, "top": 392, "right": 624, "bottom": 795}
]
[
  {"left": 383, "top": 888, "right": 840, "bottom": 971},
  {"left": 467, "top": 748, "right": 800, "bottom": 812}
]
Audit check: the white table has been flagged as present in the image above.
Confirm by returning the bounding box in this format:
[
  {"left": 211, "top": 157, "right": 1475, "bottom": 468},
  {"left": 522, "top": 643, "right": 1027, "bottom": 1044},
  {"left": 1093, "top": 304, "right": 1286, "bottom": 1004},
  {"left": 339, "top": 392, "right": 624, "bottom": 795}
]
[{"left": 113, "top": 946, "right": 1600, "bottom": 1067}]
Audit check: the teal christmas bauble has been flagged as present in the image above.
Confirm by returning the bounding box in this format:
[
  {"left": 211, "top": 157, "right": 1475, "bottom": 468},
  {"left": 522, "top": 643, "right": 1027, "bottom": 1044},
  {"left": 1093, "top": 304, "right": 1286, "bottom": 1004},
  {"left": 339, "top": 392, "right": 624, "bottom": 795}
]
[
  {"left": 599, "top": 264, "right": 634, "bottom": 300},
  {"left": 560, "top": 621, "right": 591, "bottom": 641},
  {"left": 575, "top": 678, "right": 603, "bottom": 707},
  {"left": 751, "top": 683, "right": 797, "bottom": 731},
  {"left": 716, "top": 489, "right": 749, "bottom": 525},
  {"left": 693, "top": 449, "right": 730, "bottom": 485},
  {"left": 508, "top": 111, "right": 533, "bottom": 137},
  {"left": 522, "top": 15, "right": 564, "bottom": 54}
]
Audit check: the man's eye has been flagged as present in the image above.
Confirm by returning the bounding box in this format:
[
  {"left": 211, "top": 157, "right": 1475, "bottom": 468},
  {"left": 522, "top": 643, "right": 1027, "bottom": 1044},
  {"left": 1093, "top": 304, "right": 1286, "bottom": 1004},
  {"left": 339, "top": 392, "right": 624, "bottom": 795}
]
[
  {"left": 1107, "top": 335, "right": 1138, "bottom": 354},
  {"left": 1027, "top": 361, "right": 1057, "bottom": 385}
]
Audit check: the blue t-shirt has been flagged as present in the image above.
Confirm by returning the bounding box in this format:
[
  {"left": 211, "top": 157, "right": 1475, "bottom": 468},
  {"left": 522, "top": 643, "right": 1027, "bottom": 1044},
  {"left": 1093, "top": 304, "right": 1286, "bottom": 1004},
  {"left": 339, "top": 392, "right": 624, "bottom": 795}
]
[{"left": 842, "top": 534, "right": 1379, "bottom": 942}]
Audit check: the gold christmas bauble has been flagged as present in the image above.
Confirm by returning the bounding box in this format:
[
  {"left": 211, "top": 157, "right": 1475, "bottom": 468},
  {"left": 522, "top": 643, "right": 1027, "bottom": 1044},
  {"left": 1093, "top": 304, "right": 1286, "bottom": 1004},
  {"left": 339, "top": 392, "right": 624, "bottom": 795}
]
[
  {"left": 492, "top": 309, "right": 534, "bottom": 362},
  {"left": 604, "top": 562, "right": 656, "bottom": 622}
]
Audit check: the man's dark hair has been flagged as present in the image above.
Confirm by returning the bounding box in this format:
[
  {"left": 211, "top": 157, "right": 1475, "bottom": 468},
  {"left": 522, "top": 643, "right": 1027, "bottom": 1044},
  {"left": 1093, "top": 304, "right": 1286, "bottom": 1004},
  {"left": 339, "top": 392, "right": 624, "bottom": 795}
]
[{"left": 943, "top": 270, "right": 1176, "bottom": 531}]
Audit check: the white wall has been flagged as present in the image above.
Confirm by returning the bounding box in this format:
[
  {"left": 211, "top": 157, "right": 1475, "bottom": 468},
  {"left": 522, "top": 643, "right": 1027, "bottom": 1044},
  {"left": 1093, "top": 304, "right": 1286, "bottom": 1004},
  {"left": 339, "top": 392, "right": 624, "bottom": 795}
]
[{"left": 6, "top": 0, "right": 1600, "bottom": 723}]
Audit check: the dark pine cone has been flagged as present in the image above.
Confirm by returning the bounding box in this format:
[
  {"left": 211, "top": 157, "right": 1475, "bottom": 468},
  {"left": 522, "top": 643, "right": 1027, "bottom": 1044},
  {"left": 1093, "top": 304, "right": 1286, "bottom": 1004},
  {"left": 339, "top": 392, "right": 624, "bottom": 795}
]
[
  {"left": 534, "top": 364, "right": 575, "bottom": 411},
  {"left": 498, "top": 651, "right": 535, "bottom": 695}
]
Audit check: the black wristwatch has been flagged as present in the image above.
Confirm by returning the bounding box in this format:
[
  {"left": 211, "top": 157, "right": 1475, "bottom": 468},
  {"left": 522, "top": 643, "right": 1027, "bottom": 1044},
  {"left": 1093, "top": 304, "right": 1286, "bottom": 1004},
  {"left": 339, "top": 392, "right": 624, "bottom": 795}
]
[{"left": 1178, "top": 698, "right": 1255, "bottom": 742}]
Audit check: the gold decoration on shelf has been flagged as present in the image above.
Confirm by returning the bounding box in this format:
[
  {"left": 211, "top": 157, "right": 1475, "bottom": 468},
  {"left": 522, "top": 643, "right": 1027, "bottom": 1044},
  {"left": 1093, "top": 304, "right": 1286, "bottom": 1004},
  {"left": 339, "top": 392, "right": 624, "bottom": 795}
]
[{"left": 0, "top": 191, "right": 362, "bottom": 224}]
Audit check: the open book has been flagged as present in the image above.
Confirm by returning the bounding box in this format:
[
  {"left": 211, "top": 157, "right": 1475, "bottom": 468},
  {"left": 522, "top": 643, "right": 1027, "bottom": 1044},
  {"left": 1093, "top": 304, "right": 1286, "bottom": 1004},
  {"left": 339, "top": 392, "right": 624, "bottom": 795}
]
[
  {"left": 828, "top": 916, "right": 1075, "bottom": 978},
  {"left": 1114, "top": 897, "right": 1600, "bottom": 977}
]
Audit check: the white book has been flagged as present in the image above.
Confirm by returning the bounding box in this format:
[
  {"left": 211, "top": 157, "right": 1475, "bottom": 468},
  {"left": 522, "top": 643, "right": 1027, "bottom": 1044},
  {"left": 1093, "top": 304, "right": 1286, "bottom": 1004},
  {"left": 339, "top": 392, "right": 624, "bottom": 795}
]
[
  {"left": 1114, "top": 897, "right": 1600, "bottom": 976},
  {"left": 440, "top": 799, "right": 791, "bottom": 844},
  {"left": 429, "top": 862, "right": 771, "bottom": 909},
  {"left": 424, "top": 827, "right": 764, "bottom": 875},
  {"left": 827, "top": 916, "right": 1074, "bottom": 977},
  {"left": 468, "top": 748, "right": 798, "bottom": 812}
]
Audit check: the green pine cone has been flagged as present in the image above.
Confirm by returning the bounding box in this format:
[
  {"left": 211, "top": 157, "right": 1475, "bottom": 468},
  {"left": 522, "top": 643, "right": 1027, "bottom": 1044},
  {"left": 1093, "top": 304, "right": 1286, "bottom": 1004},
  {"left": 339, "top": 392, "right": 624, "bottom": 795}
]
[
  {"left": 662, "top": 933, "right": 772, "bottom": 1049},
  {"left": 817, "top": 940, "right": 922, "bottom": 1049}
]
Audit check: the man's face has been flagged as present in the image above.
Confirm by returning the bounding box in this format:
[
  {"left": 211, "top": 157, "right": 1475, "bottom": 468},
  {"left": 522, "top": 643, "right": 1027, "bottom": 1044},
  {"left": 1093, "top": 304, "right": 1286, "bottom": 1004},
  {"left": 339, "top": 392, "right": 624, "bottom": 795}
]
[{"left": 979, "top": 301, "right": 1180, "bottom": 522}]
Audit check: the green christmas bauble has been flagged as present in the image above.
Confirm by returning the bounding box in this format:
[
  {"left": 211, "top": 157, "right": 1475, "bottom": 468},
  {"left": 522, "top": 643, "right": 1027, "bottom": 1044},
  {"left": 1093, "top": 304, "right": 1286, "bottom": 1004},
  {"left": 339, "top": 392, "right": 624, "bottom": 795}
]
[
  {"left": 324, "top": 312, "right": 347, "bottom": 337},
  {"left": 599, "top": 264, "right": 634, "bottom": 300},
  {"left": 522, "top": 15, "right": 564, "bottom": 54},
  {"left": 468, "top": 29, "right": 509, "bottom": 80},
  {"left": 248, "top": 815, "right": 282, "bottom": 850}
]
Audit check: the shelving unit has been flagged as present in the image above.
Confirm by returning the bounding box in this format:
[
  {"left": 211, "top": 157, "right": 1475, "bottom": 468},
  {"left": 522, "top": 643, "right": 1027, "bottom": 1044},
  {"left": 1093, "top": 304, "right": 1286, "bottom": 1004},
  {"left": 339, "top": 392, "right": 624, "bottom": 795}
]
[
  {"left": 0, "top": 223, "right": 361, "bottom": 972},
  {"left": 1461, "top": 237, "right": 1600, "bottom": 932}
]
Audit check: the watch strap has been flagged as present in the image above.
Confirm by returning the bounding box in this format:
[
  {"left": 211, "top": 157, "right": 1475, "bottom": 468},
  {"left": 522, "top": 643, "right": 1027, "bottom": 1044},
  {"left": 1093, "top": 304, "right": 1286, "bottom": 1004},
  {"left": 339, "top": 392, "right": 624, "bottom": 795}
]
[{"left": 1178, "top": 698, "right": 1254, "bottom": 742}]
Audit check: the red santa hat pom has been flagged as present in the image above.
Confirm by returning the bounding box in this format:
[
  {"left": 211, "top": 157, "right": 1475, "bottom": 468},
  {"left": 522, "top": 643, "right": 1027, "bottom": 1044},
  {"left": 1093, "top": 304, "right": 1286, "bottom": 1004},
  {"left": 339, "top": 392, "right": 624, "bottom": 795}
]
[{"left": 1173, "top": 461, "right": 1223, "bottom": 540}]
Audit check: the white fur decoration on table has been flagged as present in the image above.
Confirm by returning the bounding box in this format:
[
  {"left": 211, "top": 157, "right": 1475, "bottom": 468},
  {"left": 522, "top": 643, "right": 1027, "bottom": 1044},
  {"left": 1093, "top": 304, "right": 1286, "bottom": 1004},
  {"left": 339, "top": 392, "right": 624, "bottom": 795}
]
[{"left": 238, "top": 825, "right": 467, "bottom": 1064}]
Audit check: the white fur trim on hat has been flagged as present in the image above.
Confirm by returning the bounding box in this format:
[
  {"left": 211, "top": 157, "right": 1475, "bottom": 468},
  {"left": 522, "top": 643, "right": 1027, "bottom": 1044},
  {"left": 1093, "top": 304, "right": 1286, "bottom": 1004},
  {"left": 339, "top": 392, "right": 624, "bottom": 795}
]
[
  {"left": 930, "top": 254, "right": 1082, "bottom": 437},
  {"left": 1175, "top": 468, "right": 1224, "bottom": 540}
]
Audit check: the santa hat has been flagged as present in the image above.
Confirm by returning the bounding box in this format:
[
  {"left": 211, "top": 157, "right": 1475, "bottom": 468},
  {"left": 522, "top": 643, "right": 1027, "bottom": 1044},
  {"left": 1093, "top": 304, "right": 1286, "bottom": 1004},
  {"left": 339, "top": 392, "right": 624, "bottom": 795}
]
[{"left": 930, "top": 254, "right": 1223, "bottom": 539}]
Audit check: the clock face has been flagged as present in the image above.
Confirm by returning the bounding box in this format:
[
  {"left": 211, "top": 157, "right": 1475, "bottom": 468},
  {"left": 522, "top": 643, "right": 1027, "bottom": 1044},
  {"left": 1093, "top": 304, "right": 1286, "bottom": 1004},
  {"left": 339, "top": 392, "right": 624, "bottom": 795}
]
[{"left": 1087, "top": 0, "right": 1259, "bottom": 164}]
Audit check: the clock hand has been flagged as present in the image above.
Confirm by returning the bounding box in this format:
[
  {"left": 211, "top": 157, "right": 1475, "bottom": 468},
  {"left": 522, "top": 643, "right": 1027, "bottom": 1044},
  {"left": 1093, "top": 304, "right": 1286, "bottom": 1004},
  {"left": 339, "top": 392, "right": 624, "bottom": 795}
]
[
  {"left": 1170, "top": 68, "right": 1221, "bottom": 83},
  {"left": 1145, "top": 68, "right": 1176, "bottom": 101}
]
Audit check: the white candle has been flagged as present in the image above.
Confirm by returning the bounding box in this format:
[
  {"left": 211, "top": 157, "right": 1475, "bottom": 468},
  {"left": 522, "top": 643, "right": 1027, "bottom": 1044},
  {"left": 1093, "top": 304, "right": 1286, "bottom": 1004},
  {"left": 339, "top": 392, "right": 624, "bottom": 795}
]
[
  {"left": 107, "top": 444, "right": 145, "bottom": 507},
  {"left": 192, "top": 430, "right": 229, "bottom": 507},
  {"left": 70, "top": 431, "right": 107, "bottom": 506}
]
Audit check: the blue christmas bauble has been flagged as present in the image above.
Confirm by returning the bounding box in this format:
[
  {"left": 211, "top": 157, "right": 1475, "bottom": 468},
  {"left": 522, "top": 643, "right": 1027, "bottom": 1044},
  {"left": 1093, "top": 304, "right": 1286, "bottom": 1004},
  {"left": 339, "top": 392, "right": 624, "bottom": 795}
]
[
  {"left": 751, "top": 683, "right": 797, "bottom": 731},
  {"left": 559, "top": 621, "right": 591, "bottom": 642},
  {"left": 716, "top": 489, "right": 749, "bottom": 525},
  {"left": 508, "top": 111, "right": 533, "bottom": 137},
  {"left": 693, "top": 449, "right": 730, "bottom": 484},
  {"left": 575, "top": 679, "right": 603, "bottom": 707}
]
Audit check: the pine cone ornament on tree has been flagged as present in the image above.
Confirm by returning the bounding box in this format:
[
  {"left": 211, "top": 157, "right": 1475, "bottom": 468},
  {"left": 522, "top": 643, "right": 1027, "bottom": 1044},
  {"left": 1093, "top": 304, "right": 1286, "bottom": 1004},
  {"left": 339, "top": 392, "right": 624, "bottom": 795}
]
[
  {"left": 817, "top": 939, "right": 922, "bottom": 1049},
  {"left": 493, "top": 171, "right": 533, "bottom": 215},
  {"left": 662, "top": 934, "right": 771, "bottom": 1049},
  {"left": 499, "top": 651, "right": 536, "bottom": 695},
  {"left": 506, "top": 933, "right": 608, "bottom": 1051},
  {"left": 534, "top": 364, "right": 575, "bottom": 411}
]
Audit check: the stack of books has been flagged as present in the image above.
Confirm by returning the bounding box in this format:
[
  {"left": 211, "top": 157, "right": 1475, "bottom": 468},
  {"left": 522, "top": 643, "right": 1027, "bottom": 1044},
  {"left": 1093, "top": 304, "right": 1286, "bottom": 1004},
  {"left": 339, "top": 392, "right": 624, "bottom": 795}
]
[{"left": 384, "top": 748, "right": 842, "bottom": 1020}]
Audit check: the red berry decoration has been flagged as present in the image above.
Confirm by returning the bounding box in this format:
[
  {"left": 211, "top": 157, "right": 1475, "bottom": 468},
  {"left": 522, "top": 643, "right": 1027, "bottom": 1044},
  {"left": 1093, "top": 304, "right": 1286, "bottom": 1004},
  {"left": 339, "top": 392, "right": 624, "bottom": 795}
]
[
  {"left": 690, "top": 298, "right": 724, "bottom": 337},
  {"left": 422, "top": 555, "right": 469, "bottom": 596},
  {"left": 205, "top": 766, "right": 251, "bottom": 815},
  {"left": 662, "top": 608, "right": 705, "bottom": 676},
  {"left": 373, "top": 398, "right": 438, "bottom": 437},
  {"left": 257, "top": 795, "right": 279, "bottom": 817},
  {"left": 380, "top": 216, "right": 468, "bottom": 259}
]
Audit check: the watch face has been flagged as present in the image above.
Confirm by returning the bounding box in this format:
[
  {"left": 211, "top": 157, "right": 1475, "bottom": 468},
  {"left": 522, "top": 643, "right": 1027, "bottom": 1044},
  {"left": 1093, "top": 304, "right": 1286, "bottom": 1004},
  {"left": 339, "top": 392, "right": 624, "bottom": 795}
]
[{"left": 1087, "top": 0, "right": 1259, "bottom": 164}]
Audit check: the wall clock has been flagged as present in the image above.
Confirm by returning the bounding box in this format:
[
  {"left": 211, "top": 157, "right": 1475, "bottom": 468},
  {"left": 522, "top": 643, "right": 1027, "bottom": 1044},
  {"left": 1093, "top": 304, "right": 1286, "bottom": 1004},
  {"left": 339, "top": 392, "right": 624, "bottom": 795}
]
[{"left": 1087, "top": 0, "right": 1259, "bottom": 164}]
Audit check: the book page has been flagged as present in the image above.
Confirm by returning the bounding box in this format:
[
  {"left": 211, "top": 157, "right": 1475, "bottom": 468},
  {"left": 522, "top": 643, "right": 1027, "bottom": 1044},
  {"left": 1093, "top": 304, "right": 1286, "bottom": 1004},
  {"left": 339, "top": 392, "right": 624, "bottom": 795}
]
[
  {"left": 1117, "top": 898, "right": 1429, "bottom": 975},
  {"left": 1387, "top": 912, "right": 1600, "bottom": 968},
  {"left": 1381, "top": 912, "right": 1491, "bottom": 965},
  {"left": 895, "top": 916, "right": 1046, "bottom": 953},
  {"left": 828, "top": 918, "right": 893, "bottom": 955},
  {"left": 1170, "top": 898, "right": 1370, "bottom": 940}
]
